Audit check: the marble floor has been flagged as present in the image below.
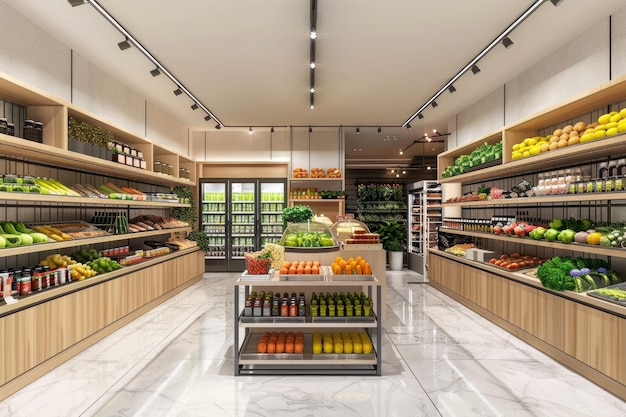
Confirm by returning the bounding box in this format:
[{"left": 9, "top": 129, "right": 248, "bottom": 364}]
[{"left": 1, "top": 269, "right": 625, "bottom": 417}]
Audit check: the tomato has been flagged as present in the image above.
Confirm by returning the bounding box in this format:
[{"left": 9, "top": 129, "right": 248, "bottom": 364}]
[
  {"left": 508, "top": 262, "right": 520, "bottom": 269},
  {"left": 500, "top": 261, "right": 510, "bottom": 268},
  {"left": 495, "top": 260, "right": 502, "bottom": 266},
  {"left": 500, "top": 254, "right": 509, "bottom": 260},
  {"left": 518, "top": 261, "right": 526, "bottom": 268},
  {"left": 489, "top": 258, "right": 497, "bottom": 264}
]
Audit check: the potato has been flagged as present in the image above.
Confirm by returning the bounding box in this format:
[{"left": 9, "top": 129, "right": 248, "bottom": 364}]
[
  {"left": 563, "top": 125, "right": 573, "bottom": 134},
  {"left": 574, "top": 121, "right": 587, "bottom": 132}
]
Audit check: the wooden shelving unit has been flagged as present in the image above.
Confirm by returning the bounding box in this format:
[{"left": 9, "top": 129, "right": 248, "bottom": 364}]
[{"left": 432, "top": 74, "right": 626, "bottom": 401}]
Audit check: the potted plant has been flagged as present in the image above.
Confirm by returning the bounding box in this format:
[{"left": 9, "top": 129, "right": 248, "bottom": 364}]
[
  {"left": 282, "top": 205, "right": 315, "bottom": 230},
  {"left": 377, "top": 220, "right": 406, "bottom": 271}
]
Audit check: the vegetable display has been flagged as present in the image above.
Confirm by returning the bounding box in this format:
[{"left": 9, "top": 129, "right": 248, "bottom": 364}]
[
  {"left": 279, "top": 231, "right": 335, "bottom": 247},
  {"left": 441, "top": 141, "right": 502, "bottom": 178},
  {"left": 282, "top": 205, "right": 315, "bottom": 224},
  {"left": 536, "top": 257, "right": 622, "bottom": 292}
]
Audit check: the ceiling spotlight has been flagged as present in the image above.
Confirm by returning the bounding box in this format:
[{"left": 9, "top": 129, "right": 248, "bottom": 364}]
[
  {"left": 117, "top": 38, "right": 131, "bottom": 51},
  {"left": 432, "top": 101, "right": 438, "bottom": 108},
  {"left": 173, "top": 88, "right": 182, "bottom": 96},
  {"left": 191, "top": 103, "right": 199, "bottom": 110},
  {"left": 406, "top": 124, "right": 412, "bottom": 130},
  {"left": 502, "top": 37, "right": 514, "bottom": 48},
  {"left": 356, "top": 127, "right": 360, "bottom": 134},
  {"left": 549, "top": 0, "right": 564, "bottom": 6},
  {"left": 150, "top": 67, "right": 161, "bottom": 77},
  {"left": 310, "top": 61, "right": 316, "bottom": 69},
  {"left": 310, "top": 104, "right": 315, "bottom": 109},
  {"left": 427, "top": 166, "right": 432, "bottom": 170},
  {"left": 309, "top": 127, "right": 313, "bottom": 133},
  {"left": 310, "top": 87, "right": 315, "bottom": 93},
  {"left": 471, "top": 64, "right": 481, "bottom": 75},
  {"left": 417, "top": 114, "right": 424, "bottom": 120},
  {"left": 215, "top": 124, "right": 221, "bottom": 130},
  {"left": 271, "top": 127, "right": 275, "bottom": 133},
  {"left": 204, "top": 115, "right": 211, "bottom": 121},
  {"left": 402, "top": 170, "right": 406, "bottom": 175},
  {"left": 396, "top": 173, "right": 400, "bottom": 178},
  {"left": 448, "top": 85, "right": 456, "bottom": 93},
  {"left": 248, "top": 127, "right": 253, "bottom": 134},
  {"left": 68, "top": 0, "right": 85, "bottom": 6},
  {"left": 390, "top": 169, "right": 395, "bottom": 174},
  {"left": 399, "top": 150, "right": 403, "bottom": 155},
  {"left": 310, "top": 30, "right": 317, "bottom": 39},
  {"left": 377, "top": 127, "right": 382, "bottom": 134}
]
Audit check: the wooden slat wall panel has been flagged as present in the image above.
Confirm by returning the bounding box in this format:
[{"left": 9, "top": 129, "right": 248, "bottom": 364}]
[
  {"left": 429, "top": 253, "right": 626, "bottom": 400},
  {"left": 0, "top": 250, "right": 203, "bottom": 388}
]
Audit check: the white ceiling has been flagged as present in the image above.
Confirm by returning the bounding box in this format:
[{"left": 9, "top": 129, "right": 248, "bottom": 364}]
[{"left": 4, "top": 0, "right": 625, "bottom": 168}]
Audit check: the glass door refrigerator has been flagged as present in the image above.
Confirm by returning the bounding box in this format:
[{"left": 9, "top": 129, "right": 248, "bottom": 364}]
[{"left": 200, "top": 179, "right": 286, "bottom": 272}]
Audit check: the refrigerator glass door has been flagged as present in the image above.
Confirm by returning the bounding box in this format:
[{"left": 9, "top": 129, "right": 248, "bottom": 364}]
[
  {"left": 259, "top": 182, "right": 286, "bottom": 246},
  {"left": 230, "top": 182, "right": 256, "bottom": 258},
  {"left": 201, "top": 182, "right": 227, "bottom": 259}
]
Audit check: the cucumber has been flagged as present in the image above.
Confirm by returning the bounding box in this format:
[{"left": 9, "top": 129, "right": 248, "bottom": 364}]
[{"left": 28, "top": 232, "right": 49, "bottom": 243}]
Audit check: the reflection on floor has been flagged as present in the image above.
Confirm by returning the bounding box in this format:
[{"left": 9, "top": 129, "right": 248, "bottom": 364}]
[{"left": 2, "top": 269, "right": 625, "bottom": 417}]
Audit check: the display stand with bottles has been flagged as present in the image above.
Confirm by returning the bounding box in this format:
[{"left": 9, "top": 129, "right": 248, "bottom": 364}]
[{"left": 234, "top": 272, "right": 382, "bottom": 376}]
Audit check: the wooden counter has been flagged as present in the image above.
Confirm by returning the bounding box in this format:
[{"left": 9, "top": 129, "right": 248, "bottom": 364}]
[
  {"left": 0, "top": 249, "right": 204, "bottom": 401},
  {"left": 429, "top": 250, "right": 626, "bottom": 401}
]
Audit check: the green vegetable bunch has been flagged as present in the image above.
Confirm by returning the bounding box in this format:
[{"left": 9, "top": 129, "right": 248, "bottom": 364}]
[
  {"left": 282, "top": 205, "right": 315, "bottom": 224},
  {"left": 441, "top": 141, "right": 502, "bottom": 178},
  {"left": 537, "top": 256, "right": 621, "bottom": 292},
  {"left": 186, "top": 230, "right": 211, "bottom": 252}
]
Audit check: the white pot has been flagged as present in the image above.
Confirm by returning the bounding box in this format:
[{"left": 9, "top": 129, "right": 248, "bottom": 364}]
[{"left": 388, "top": 251, "right": 403, "bottom": 271}]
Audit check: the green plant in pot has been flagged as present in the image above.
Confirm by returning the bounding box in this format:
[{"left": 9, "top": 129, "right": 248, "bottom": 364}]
[
  {"left": 282, "top": 205, "right": 315, "bottom": 229},
  {"left": 377, "top": 220, "right": 406, "bottom": 271}
]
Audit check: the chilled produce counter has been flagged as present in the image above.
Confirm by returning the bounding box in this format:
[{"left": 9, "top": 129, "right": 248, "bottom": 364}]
[{"left": 429, "top": 249, "right": 626, "bottom": 400}]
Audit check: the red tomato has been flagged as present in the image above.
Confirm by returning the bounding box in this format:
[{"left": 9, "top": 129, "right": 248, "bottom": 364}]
[{"left": 508, "top": 262, "right": 519, "bottom": 269}]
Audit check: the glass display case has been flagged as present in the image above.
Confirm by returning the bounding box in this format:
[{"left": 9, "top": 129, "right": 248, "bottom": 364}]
[
  {"left": 330, "top": 219, "right": 370, "bottom": 242},
  {"left": 279, "top": 221, "right": 336, "bottom": 248}
]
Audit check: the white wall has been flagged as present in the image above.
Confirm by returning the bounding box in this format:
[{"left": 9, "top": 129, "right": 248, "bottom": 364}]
[
  {"left": 191, "top": 128, "right": 290, "bottom": 162},
  {"left": 0, "top": 1, "right": 188, "bottom": 156},
  {"left": 452, "top": 8, "right": 626, "bottom": 146}
]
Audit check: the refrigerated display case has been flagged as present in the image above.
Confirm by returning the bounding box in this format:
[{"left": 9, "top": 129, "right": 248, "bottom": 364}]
[
  {"left": 200, "top": 179, "right": 286, "bottom": 271},
  {"left": 407, "top": 181, "right": 442, "bottom": 275}
]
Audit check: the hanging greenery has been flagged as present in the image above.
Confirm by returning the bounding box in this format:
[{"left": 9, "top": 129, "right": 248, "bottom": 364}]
[
  {"left": 68, "top": 116, "right": 114, "bottom": 148},
  {"left": 171, "top": 185, "right": 197, "bottom": 229}
]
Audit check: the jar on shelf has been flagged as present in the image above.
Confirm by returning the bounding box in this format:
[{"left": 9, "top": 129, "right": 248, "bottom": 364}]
[
  {"left": 23, "top": 119, "right": 36, "bottom": 142},
  {"left": 0, "top": 117, "right": 7, "bottom": 135},
  {"left": 34, "top": 121, "right": 43, "bottom": 143},
  {"left": 153, "top": 160, "right": 162, "bottom": 173},
  {"left": 7, "top": 123, "right": 15, "bottom": 136},
  {"left": 166, "top": 164, "right": 173, "bottom": 176}
]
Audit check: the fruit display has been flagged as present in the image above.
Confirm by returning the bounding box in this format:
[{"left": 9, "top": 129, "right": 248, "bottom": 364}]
[
  {"left": 292, "top": 167, "right": 308, "bottom": 178},
  {"left": 278, "top": 260, "right": 321, "bottom": 275},
  {"left": 588, "top": 284, "right": 626, "bottom": 306},
  {"left": 257, "top": 331, "right": 304, "bottom": 354},
  {"left": 537, "top": 257, "right": 622, "bottom": 292},
  {"left": 32, "top": 222, "right": 109, "bottom": 239},
  {"left": 71, "top": 247, "right": 101, "bottom": 263},
  {"left": 312, "top": 331, "right": 373, "bottom": 355},
  {"left": 0, "top": 221, "right": 49, "bottom": 247},
  {"left": 310, "top": 168, "right": 325, "bottom": 178},
  {"left": 244, "top": 251, "right": 273, "bottom": 275},
  {"left": 487, "top": 253, "right": 546, "bottom": 270},
  {"left": 326, "top": 168, "right": 342, "bottom": 178},
  {"left": 330, "top": 256, "right": 372, "bottom": 275},
  {"left": 279, "top": 231, "right": 335, "bottom": 247},
  {"left": 68, "top": 263, "right": 97, "bottom": 281},
  {"left": 444, "top": 243, "right": 475, "bottom": 257},
  {"left": 40, "top": 253, "right": 77, "bottom": 268},
  {"left": 510, "top": 109, "right": 626, "bottom": 160},
  {"left": 441, "top": 141, "right": 502, "bottom": 178},
  {"left": 310, "top": 291, "right": 373, "bottom": 317},
  {"left": 86, "top": 257, "right": 121, "bottom": 275}
]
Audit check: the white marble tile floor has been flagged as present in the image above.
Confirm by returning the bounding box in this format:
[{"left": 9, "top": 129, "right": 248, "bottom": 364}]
[{"left": 1, "top": 269, "right": 624, "bottom": 417}]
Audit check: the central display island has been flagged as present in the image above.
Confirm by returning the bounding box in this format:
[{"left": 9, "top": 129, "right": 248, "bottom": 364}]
[{"left": 233, "top": 271, "right": 382, "bottom": 376}]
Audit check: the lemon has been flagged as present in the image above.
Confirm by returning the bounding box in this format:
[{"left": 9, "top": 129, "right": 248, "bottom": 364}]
[
  {"left": 593, "top": 130, "right": 606, "bottom": 139},
  {"left": 620, "top": 108, "right": 626, "bottom": 119},
  {"left": 605, "top": 122, "right": 618, "bottom": 129},
  {"left": 598, "top": 113, "right": 612, "bottom": 125},
  {"left": 609, "top": 113, "right": 622, "bottom": 123},
  {"left": 580, "top": 133, "right": 594, "bottom": 142},
  {"left": 511, "top": 151, "right": 522, "bottom": 159},
  {"left": 529, "top": 146, "right": 541, "bottom": 155},
  {"left": 526, "top": 138, "right": 538, "bottom": 146},
  {"left": 512, "top": 143, "right": 520, "bottom": 151},
  {"left": 595, "top": 124, "right": 606, "bottom": 131},
  {"left": 522, "top": 150, "right": 530, "bottom": 157},
  {"left": 312, "top": 341, "right": 322, "bottom": 354},
  {"left": 607, "top": 127, "right": 618, "bottom": 136},
  {"left": 618, "top": 123, "right": 626, "bottom": 133}
]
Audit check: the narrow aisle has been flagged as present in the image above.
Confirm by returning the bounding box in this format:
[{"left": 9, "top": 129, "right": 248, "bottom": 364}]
[{"left": 1, "top": 270, "right": 624, "bottom": 417}]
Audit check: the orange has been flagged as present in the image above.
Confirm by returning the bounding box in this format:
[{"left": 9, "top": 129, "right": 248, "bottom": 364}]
[
  {"left": 304, "top": 265, "right": 312, "bottom": 274},
  {"left": 312, "top": 265, "right": 320, "bottom": 274},
  {"left": 279, "top": 267, "right": 288, "bottom": 274}
]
